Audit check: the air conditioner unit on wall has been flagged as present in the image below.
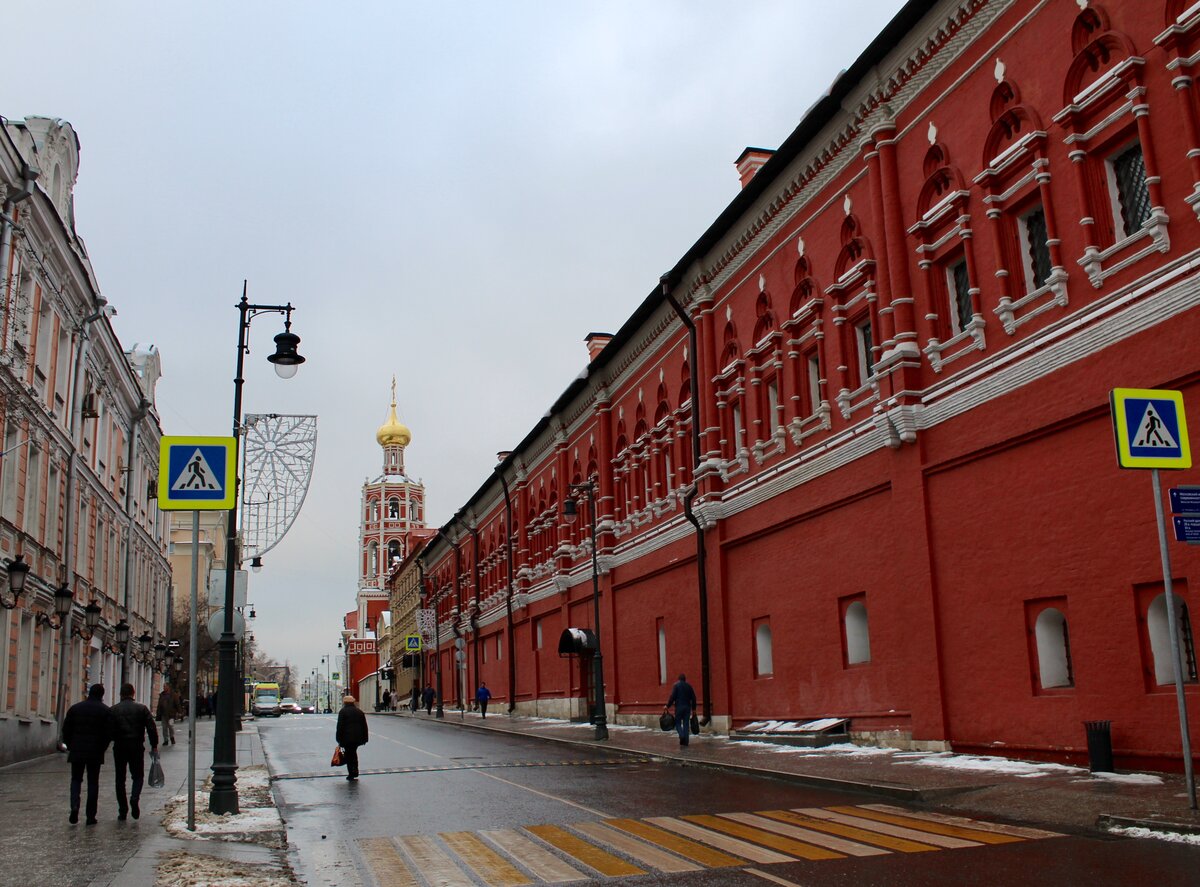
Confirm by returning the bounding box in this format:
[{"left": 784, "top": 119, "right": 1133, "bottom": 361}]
[{"left": 80, "top": 392, "right": 98, "bottom": 419}]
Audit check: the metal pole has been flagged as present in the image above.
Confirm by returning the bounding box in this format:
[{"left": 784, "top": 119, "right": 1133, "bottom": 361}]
[
  {"left": 588, "top": 483, "right": 608, "bottom": 741},
  {"left": 1152, "top": 469, "right": 1197, "bottom": 809},
  {"left": 188, "top": 511, "right": 199, "bottom": 831}
]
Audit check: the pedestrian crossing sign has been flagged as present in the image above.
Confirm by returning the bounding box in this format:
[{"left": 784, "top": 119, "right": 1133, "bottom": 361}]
[
  {"left": 405, "top": 634, "right": 422, "bottom": 652},
  {"left": 1111, "top": 388, "right": 1191, "bottom": 470},
  {"left": 158, "top": 436, "right": 237, "bottom": 510}
]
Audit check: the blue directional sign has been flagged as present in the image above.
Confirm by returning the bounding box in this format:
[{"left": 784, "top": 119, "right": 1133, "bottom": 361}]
[
  {"left": 1170, "top": 486, "right": 1200, "bottom": 515},
  {"left": 157, "top": 436, "right": 237, "bottom": 510},
  {"left": 1174, "top": 516, "right": 1200, "bottom": 545},
  {"left": 1110, "top": 388, "right": 1191, "bottom": 470}
]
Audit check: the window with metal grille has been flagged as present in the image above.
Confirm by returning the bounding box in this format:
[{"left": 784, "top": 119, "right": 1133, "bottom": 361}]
[
  {"left": 1183, "top": 602, "right": 1198, "bottom": 682},
  {"left": 856, "top": 319, "right": 875, "bottom": 380},
  {"left": 949, "top": 259, "right": 972, "bottom": 334},
  {"left": 1112, "top": 144, "right": 1151, "bottom": 236},
  {"left": 1023, "top": 208, "right": 1052, "bottom": 290}
]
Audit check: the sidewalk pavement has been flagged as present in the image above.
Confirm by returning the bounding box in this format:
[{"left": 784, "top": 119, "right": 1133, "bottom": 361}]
[
  {"left": 0, "top": 715, "right": 276, "bottom": 887},
  {"left": 382, "top": 707, "right": 1200, "bottom": 838}
]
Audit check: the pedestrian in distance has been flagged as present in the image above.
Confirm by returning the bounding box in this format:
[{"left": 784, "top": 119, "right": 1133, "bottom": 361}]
[
  {"left": 410, "top": 681, "right": 420, "bottom": 713},
  {"left": 335, "top": 695, "right": 369, "bottom": 781},
  {"left": 666, "top": 673, "right": 698, "bottom": 747},
  {"left": 475, "top": 682, "right": 492, "bottom": 718},
  {"left": 111, "top": 682, "right": 158, "bottom": 821},
  {"left": 156, "top": 686, "right": 177, "bottom": 745},
  {"left": 422, "top": 683, "right": 435, "bottom": 715},
  {"left": 62, "top": 683, "right": 115, "bottom": 825},
  {"left": 381, "top": 688, "right": 391, "bottom": 713}
]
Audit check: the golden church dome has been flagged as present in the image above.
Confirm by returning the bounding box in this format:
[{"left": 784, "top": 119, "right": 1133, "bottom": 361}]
[{"left": 376, "top": 381, "right": 411, "bottom": 448}]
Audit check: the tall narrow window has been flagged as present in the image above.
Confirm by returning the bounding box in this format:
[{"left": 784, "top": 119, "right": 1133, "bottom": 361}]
[
  {"left": 766, "top": 379, "right": 780, "bottom": 436},
  {"left": 23, "top": 446, "right": 40, "bottom": 541},
  {"left": 855, "top": 319, "right": 875, "bottom": 381},
  {"left": 657, "top": 618, "right": 667, "bottom": 685},
  {"left": 536, "top": 620, "right": 543, "bottom": 649},
  {"left": 1022, "top": 208, "right": 1052, "bottom": 290},
  {"left": 1111, "top": 144, "right": 1151, "bottom": 238},
  {"left": 806, "top": 354, "right": 821, "bottom": 414},
  {"left": 843, "top": 598, "right": 871, "bottom": 665},
  {"left": 496, "top": 634, "right": 502, "bottom": 661},
  {"left": 1147, "top": 594, "right": 1199, "bottom": 685},
  {"left": 1034, "top": 607, "right": 1073, "bottom": 689},
  {"left": 76, "top": 498, "right": 88, "bottom": 574},
  {"left": 754, "top": 619, "right": 774, "bottom": 677},
  {"left": 731, "top": 402, "right": 743, "bottom": 453},
  {"left": 1, "top": 424, "right": 19, "bottom": 521},
  {"left": 948, "top": 259, "right": 972, "bottom": 335}
]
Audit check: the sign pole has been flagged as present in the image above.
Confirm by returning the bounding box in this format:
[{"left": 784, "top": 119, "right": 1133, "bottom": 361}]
[
  {"left": 188, "top": 509, "right": 199, "bottom": 831},
  {"left": 1152, "top": 468, "right": 1197, "bottom": 809}
]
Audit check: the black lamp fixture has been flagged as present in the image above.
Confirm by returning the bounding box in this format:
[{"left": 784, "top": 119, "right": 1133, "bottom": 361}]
[
  {"left": 250, "top": 556, "right": 263, "bottom": 573},
  {"left": 68, "top": 598, "right": 102, "bottom": 640},
  {"left": 132, "top": 630, "right": 154, "bottom": 664},
  {"left": 266, "top": 318, "right": 305, "bottom": 379},
  {"left": 153, "top": 640, "right": 166, "bottom": 667},
  {"left": 114, "top": 619, "right": 131, "bottom": 647},
  {"left": 1, "top": 553, "right": 30, "bottom": 609},
  {"left": 35, "top": 582, "right": 75, "bottom": 631}
]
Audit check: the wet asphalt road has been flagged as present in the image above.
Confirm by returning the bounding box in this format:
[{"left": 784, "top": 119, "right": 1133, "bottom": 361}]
[{"left": 259, "top": 714, "right": 1200, "bottom": 887}]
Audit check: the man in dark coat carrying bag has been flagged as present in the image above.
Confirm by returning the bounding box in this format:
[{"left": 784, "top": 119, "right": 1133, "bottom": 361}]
[
  {"left": 62, "top": 683, "right": 115, "bottom": 824},
  {"left": 111, "top": 682, "right": 158, "bottom": 820},
  {"left": 666, "top": 673, "right": 698, "bottom": 748},
  {"left": 335, "top": 695, "right": 369, "bottom": 781}
]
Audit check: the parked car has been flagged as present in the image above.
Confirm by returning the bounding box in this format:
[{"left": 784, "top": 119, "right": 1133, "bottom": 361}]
[
  {"left": 252, "top": 695, "right": 282, "bottom": 717},
  {"left": 300, "top": 701, "right": 316, "bottom": 714},
  {"left": 279, "top": 697, "right": 301, "bottom": 714}
]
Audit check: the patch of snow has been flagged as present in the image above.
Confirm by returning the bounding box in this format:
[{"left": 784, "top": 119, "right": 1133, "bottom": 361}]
[
  {"left": 1083, "top": 772, "right": 1164, "bottom": 786},
  {"left": 155, "top": 849, "right": 295, "bottom": 887},
  {"left": 904, "top": 753, "right": 1084, "bottom": 778},
  {"left": 1109, "top": 825, "right": 1200, "bottom": 845}
]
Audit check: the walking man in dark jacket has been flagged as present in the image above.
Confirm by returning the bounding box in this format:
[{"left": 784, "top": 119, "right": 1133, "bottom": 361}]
[
  {"left": 156, "top": 686, "right": 177, "bottom": 745},
  {"left": 475, "top": 682, "right": 492, "bottom": 718},
  {"left": 422, "top": 683, "right": 435, "bottom": 715},
  {"left": 62, "top": 683, "right": 114, "bottom": 824},
  {"left": 335, "top": 695, "right": 369, "bottom": 781},
  {"left": 111, "top": 682, "right": 158, "bottom": 821},
  {"left": 666, "top": 673, "right": 698, "bottom": 747}
]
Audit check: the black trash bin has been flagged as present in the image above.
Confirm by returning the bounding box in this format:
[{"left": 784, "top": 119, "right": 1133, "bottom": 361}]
[{"left": 1084, "top": 720, "right": 1114, "bottom": 772}]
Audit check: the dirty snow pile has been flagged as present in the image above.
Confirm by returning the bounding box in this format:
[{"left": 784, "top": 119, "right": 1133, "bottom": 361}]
[
  {"left": 162, "top": 766, "right": 285, "bottom": 847},
  {"left": 1108, "top": 825, "right": 1200, "bottom": 845},
  {"left": 155, "top": 850, "right": 297, "bottom": 887}
]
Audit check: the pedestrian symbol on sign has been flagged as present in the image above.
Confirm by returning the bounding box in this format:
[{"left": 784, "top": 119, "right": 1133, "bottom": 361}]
[
  {"left": 172, "top": 449, "right": 222, "bottom": 491},
  {"left": 1133, "top": 403, "right": 1177, "bottom": 449},
  {"left": 1111, "top": 388, "right": 1191, "bottom": 470}
]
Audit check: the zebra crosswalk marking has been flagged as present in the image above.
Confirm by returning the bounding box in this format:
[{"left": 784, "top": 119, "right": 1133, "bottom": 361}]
[
  {"left": 479, "top": 829, "right": 589, "bottom": 883},
  {"left": 684, "top": 814, "right": 845, "bottom": 861},
  {"left": 441, "top": 831, "right": 532, "bottom": 886},
  {"left": 358, "top": 836, "right": 421, "bottom": 887},
  {"left": 524, "top": 824, "right": 646, "bottom": 878},
  {"left": 829, "top": 805, "right": 1023, "bottom": 844},
  {"left": 604, "top": 818, "right": 747, "bottom": 868},
  {"left": 646, "top": 816, "right": 794, "bottom": 864},
  {"left": 861, "top": 804, "right": 1062, "bottom": 840},
  {"left": 758, "top": 809, "right": 940, "bottom": 853},
  {"left": 796, "top": 808, "right": 982, "bottom": 849},
  {"left": 571, "top": 821, "right": 704, "bottom": 873},
  {"left": 396, "top": 834, "right": 474, "bottom": 886},
  {"left": 722, "top": 811, "right": 890, "bottom": 857}
]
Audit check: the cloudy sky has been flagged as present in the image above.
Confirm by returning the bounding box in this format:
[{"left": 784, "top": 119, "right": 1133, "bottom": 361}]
[{"left": 8, "top": 1, "right": 903, "bottom": 680}]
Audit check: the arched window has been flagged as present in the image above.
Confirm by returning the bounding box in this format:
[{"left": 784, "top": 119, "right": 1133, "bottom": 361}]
[
  {"left": 367, "top": 541, "right": 378, "bottom": 577},
  {"left": 1034, "top": 608, "right": 1073, "bottom": 689},
  {"left": 843, "top": 598, "right": 871, "bottom": 665},
  {"left": 388, "top": 539, "right": 401, "bottom": 564},
  {"left": 1147, "top": 594, "right": 1198, "bottom": 685},
  {"left": 657, "top": 619, "right": 667, "bottom": 685},
  {"left": 388, "top": 497, "right": 399, "bottom": 519},
  {"left": 755, "top": 620, "right": 773, "bottom": 676}
]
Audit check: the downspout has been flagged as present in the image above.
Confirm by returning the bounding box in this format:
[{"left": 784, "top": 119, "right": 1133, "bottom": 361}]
[
  {"left": 120, "top": 398, "right": 150, "bottom": 685},
  {"left": 468, "top": 523, "right": 481, "bottom": 708},
  {"left": 495, "top": 462, "right": 517, "bottom": 713},
  {"left": 661, "top": 275, "right": 712, "bottom": 727}
]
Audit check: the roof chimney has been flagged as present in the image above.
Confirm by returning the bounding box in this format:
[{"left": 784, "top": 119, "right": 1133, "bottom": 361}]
[
  {"left": 585, "top": 332, "right": 613, "bottom": 362},
  {"left": 735, "top": 147, "right": 775, "bottom": 189}
]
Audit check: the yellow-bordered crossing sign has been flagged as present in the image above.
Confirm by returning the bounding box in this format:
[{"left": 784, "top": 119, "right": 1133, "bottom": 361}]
[
  {"left": 1111, "top": 388, "right": 1191, "bottom": 470},
  {"left": 158, "top": 436, "right": 237, "bottom": 510}
]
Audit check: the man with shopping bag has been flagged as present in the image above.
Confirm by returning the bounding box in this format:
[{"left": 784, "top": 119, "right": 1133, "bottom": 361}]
[
  {"left": 335, "top": 695, "right": 369, "bottom": 781},
  {"left": 111, "top": 683, "right": 158, "bottom": 821}
]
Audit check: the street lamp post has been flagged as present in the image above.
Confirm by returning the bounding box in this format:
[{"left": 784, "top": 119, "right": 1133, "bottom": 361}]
[
  {"left": 211, "top": 283, "right": 305, "bottom": 816},
  {"left": 321, "top": 655, "right": 333, "bottom": 712},
  {"left": 563, "top": 481, "right": 608, "bottom": 741}
]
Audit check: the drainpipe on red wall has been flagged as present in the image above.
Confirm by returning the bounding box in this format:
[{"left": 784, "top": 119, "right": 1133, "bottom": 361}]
[
  {"left": 495, "top": 462, "right": 518, "bottom": 713},
  {"left": 661, "top": 274, "right": 712, "bottom": 728}
]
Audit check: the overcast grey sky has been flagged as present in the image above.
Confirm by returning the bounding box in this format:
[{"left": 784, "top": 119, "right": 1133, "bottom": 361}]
[{"left": 8, "top": 1, "right": 903, "bottom": 680}]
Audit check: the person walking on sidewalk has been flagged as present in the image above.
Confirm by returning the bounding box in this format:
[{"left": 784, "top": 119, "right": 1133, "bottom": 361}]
[
  {"left": 422, "top": 684, "right": 435, "bottom": 715},
  {"left": 475, "top": 682, "right": 492, "bottom": 718},
  {"left": 156, "top": 686, "right": 177, "bottom": 745},
  {"left": 336, "top": 695, "right": 369, "bottom": 780},
  {"left": 666, "top": 673, "right": 697, "bottom": 747},
  {"left": 62, "top": 683, "right": 114, "bottom": 824},
  {"left": 382, "top": 688, "right": 391, "bottom": 712},
  {"left": 111, "top": 682, "right": 158, "bottom": 821}
]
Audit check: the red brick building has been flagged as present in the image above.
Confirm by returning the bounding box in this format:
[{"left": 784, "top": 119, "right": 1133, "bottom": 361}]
[{"left": 416, "top": 0, "right": 1200, "bottom": 769}]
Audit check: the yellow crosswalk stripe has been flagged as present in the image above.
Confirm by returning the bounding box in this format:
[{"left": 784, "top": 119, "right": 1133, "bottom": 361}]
[
  {"left": 605, "top": 818, "right": 747, "bottom": 868},
  {"left": 829, "top": 806, "right": 1024, "bottom": 844},
  {"left": 358, "top": 837, "right": 421, "bottom": 887},
  {"left": 480, "top": 829, "right": 590, "bottom": 883},
  {"left": 525, "top": 824, "right": 646, "bottom": 877},
  {"left": 646, "top": 816, "right": 794, "bottom": 864},
  {"left": 795, "top": 808, "right": 982, "bottom": 849},
  {"left": 441, "top": 831, "right": 532, "bottom": 885},
  {"left": 572, "top": 820, "right": 704, "bottom": 873},
  {"left": 861, "top": 804, "right": 1063, "bottom": 840},
  {"left": 395, "top": 834, "right": 475, "bottom": 886},
  {"left": 759, "top": 810, "right": 940, "bottom": 853},
  {"left": 726, "top": 811, "right": 890, "bottom": 857},
  {"left": 685, "top": 814, "right": 844, "bottom": 861}
]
